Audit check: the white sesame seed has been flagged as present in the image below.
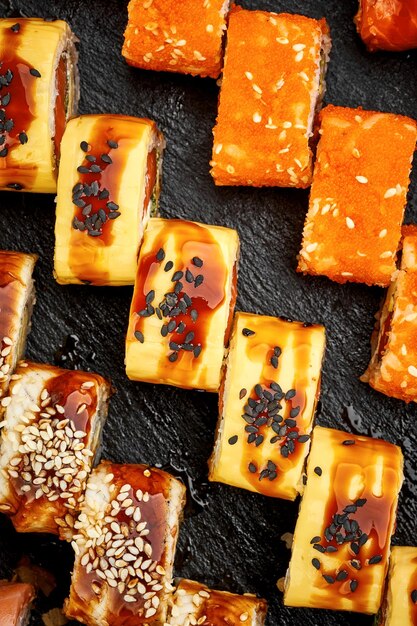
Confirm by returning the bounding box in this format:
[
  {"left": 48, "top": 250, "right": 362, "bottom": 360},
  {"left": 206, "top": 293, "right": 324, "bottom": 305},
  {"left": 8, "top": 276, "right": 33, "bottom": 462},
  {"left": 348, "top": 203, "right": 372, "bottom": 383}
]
[
  {"left": 206, "top": 24, "right": 214, "bottom": 33},
  {"left": 306, "top": 243, "right": 318, "bottom": 253},
  {"left": 408, "top": 365, "right": 417, "bottom": 377},
  {"left": 245, "top": 71, "right": 253, "bottom": 80},
  {"left": 379, "top": 229, "right": 387, "bottom": 238},
  {"left": 293, "top": 43, "right": 306, "bottom": 51},
  {"left": 252, "top": 112, "right": 262, "bottom": 123},
  {"left": 380, "top": 251, "right": 392, "bottom": 259},
  {"left": 384, "top": 188, "right": 397, "bottom": 199},
  {"left": 355, "top": 175, "right": 368, "bottom": 184},
  {"left": 346, "top": 217, "right": 355, "bottom": 229}
]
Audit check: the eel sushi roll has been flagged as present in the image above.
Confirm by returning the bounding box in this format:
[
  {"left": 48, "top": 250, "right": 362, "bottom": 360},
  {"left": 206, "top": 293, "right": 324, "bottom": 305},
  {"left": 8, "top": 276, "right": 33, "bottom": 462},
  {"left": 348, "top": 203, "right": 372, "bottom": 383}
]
[
  {"left": 377, "top": 546, "right": 417, "bottom": 625},
  {"left": 54, "top": 114, "right": 164, "bottom": 286},
  {"left": 284, "top": 426, "right": 403, "bottom": 614},
  {"left": 122, "top": 0, "right": 229, "bottom": 79},
  {"left": 210, "top": 7, "right": 331, "bottom": 188},
  {"left": 298, "top": 105, "right": 417, "bottom": 286},
  {"left": 355, "top": 0, "right": 417, "bottom": 52},
  {"left": 0, "top": 18, "right": 79, "bottom": 193},
  {"left": 167, "top": 579, "right": 268, "bottom": 625},
  {"left": 362, "top": 226, "right": 417, "bottom": 402},
  {"left": 209, "top": 312, "right": 325, "bottom": 500},
  {"left": 125, "top": 217, "right": 239, "bottom": 392},
  {"left": 0, "top": 361, "right": 112, "bottom": 538},
  {"left": 0, "top": 251, "right": 37, "bottom": 400},
  {"left": 65, "top": 461, "right": 186, "bottom": 626},
  {"left": 0, "top": 581, "right": 35, "bottom": 626}
]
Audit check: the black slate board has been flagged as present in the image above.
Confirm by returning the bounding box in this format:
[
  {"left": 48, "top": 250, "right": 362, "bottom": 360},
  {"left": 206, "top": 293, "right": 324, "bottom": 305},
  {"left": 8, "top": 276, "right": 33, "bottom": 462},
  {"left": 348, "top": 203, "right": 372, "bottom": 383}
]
[{"left": 0, "top": 0, "right": 416, "bottom": 624}]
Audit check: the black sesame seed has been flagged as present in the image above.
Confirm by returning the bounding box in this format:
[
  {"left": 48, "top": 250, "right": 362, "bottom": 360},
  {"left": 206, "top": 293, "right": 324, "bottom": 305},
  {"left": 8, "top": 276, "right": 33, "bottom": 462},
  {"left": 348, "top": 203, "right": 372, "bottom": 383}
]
[
  {"left": 343, "top": 439, "right": 355, "bottom": 446},
  {"left": 247, "top": 433, "right": 256, "bottom": 444},
  {"left": 185, "top": 269, "right": 194, "bottom": 283},
  {"left": 164, "top": 260, "right": 173, "bottom": 272},
  {"left": 344, "top": 504, "right": 357, "bottom": 514},
  {"left": 172, "top": 271, "right": 183, "bottom": 282},
  {"left": 77, "top": 166, "right": 90, "bottom": 174},
  {"left": 6, "top": 182, "right": 22, "bottom": 190},
  {"left": 169, "top": 341, "right": 180, "bottom": 351},
  {"left": 90, "top": 164, "right": 101, "bottom": 173},
  {"left": 302, "top": 475, "right": 307, "bottom": 485},
  {"left": 107, "top": 139, "right": 118, "bottom": 149},
  {"left": 167, "top": 320, "right": 176, "bottom": 333},
  {"left": 145, "top": 290, "right": 155, "bottom": 304},
  {"left": 269, "top": 471, "right": 278, "bottom": 481},
  {"left": 18, "top": 131, "right": 28, "bottom": 145},
  {"left": 355, "top": 498, "right": 367, "bottom": 507},
  {"left": 312, "top": 558, "right": 321, "bottom": 570},
  {"left": 368, "top": 555, "right": 382, "bottom": 565},
  {"left": 194, "top": 274, "right": 204, "bottom": 287},
  {"left": 86, "top": 155, "right": 96, "bottom": 162},
  {"left": 285, "top": 389, "right": 296, "bottom": 400},
  {"left": 80, "top": 141, "right": 89, "bottom": 152},
  {"left": 161, "top": 325, "right": 168, "bottom": 337},
  {"left": 351, "top": 559, "right": 361, "bottom": 570},
  {"left": 287, "top": 431, "right": 299, "bottom": 440},
  {"left": 228, "top": 435, "right": 238, "bottom": 445},
  {"left": 290, "top": 406, "right": 301, "bottom": 418},
  {"left": 271, "top": 356, "right": 279, "bottom": 369},
  {"left": 184, "top": 331, "right": 194, "bottom": 343},
  {"left": 99, "top": 188, "right": 110, "bottom": 200},
  {"left": 310, "top": 536, "right": 321, "bottom": 544},
  {"left": 193, "top": 345, "right": 202, "bottom": 358},
  {"left": 73, "top": 198, "right": 86, "bottom": 208},
  {"left": 259, "top": 469, "right": 270, "bottom": 481},
  {"left": 336, "top": 570, "right": 348, "bottom": 581},
  {"left": 326, "top": 546, "right": 338, "bottom": 553},
  {"left": 10, "top": 23, "right": 20, "bottom": 32},
  {"left": 314, "top": 466, "right": 322, "bottom": 476},
  {"left": 351, "top": 543, "right": 360, "bottom": 556},
  {"left": 313, "top": 544, "right": 325, "bottom": 553},
  {"left": 285, "top": 418, "right": 296, "bottom": 428},
  {"left": 101, "top": 153, "right": 112, "bottom": 164},
  {"left": 298, "top": 434, "right": 310, "bottom": 443},
  {"left": 0, "top": 147, "right": 8, "bottom": 157},
  {"left": 4, "top": 119, "right": 13, "bottom": 132},
  {"left": 1, "top": 93, "right": 10, "bottom": 106},
  {"left": 411, "top": 589, "right": 417, "bottom": 604},
  {"left": 192, "top": 256, "right": 203, "bottom": 267},
  {"left": 281, "top": 445, "right": 289, "bottom": 458},
  {"left": 323, "top": 575, "right": 335, "bottom": 584},
  {"left": 239, "top": 388, "right": 247, "bottom": 399},
  {"left": 248, "top": 462, "right": 257, "bottom": 474},
  {"left": 242, "top": 327, "right": 255, "bottom": 338},
  {"left": 190, "top": 309, "right": 198, "bottom": 322},
  {"left": 134, "top": 330, "right": 144, "bottom": 343},
  {"left": 350, "top": 580, "right": 358, "bottom": 593},
  {"left": 29, "top": 68, "right": 41, "bottom": 78},
  {"left": 168, "top": 352, "right": 178, "bottom": 363},
  {"left": 108, "top": 211, "right": 121, "bottom": 219},
  {"left": 358, "top": 533, "right": 368, "bottom": 547}
]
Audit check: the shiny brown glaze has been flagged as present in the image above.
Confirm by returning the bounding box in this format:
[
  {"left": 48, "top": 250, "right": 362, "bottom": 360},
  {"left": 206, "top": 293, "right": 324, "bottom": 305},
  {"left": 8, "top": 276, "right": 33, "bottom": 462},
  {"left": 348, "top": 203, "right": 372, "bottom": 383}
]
[
  {"left": 53, "top": 53, "right": 68, "bottom": 163},
  {"left": 69, "top": 117, "right": 157, "bottom": 285},
  {"left": 69, "top": 462, "right": 175, "bottom": 626},
  {"left": 311, "top": 431, "right": 401, "bottom": 611},
  {"left": 0, "top": 22, "right": 38, "bottom": 190},
  {"left": 239, "top": 319, "right": 318, "bottom": 496},
  {"left": 9, "top": 364, "right": 100, "bottom": 534},
  {"left": 132, "top": 220, "right": 230, "bottom": 376},
  {"left": 0, "top": 581, "right": 35, "bottom": 626}
]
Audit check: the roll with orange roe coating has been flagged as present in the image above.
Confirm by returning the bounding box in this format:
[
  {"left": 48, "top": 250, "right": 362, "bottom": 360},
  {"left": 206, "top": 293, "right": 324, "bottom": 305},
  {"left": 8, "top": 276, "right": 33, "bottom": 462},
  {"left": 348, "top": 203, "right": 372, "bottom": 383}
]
[
  {"left": 210, "top": 7, "right": 331, "bottom": 188},
  {"left": 122, "top": 0, "right": 229, "bottom": 78},
  {"left": 298, "top": 105, "right": 417, "bottom": 287},
  {"left": 362, "top": 226, "right": 417, "bottom": 402},
  {"left": 355, "top": 0, "right": 417, "bottom": 52}
]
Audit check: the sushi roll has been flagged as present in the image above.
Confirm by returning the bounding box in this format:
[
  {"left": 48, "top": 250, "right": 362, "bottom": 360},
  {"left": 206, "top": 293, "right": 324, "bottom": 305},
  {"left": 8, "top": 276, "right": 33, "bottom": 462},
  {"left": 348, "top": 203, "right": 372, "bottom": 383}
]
[
  {"left": 0, "top": 361, "right": 112, "bottom": 538},
  {"left": 0, "top": 581, "right": 35, "bottom": 626},
  {"left": 65, "top": 461, "right": 186, "bottom": 626},
  {"left": 210, "top": 7, "right": 331, "bottom": 188},
  {"left": 298, "top": 105, "right": 417, "bottom": 286},
  {"left": 284, "top": 426, "right": 403, "bottom": 614},
  {"left": 209, "top": 312, "right": 326, "bottom": 500},
  {"left": 122, "top": 0, "right": 228, "bottom": 79},
  {"left": 355, "top": 0, "right": 417, "bottom": 52},
  {"left": 0, "top": 251, "right": 37, "bottom": 400},
  {"left": 362, "top": 226, "right": 417, "bottom": 402},
  {"left": 0, "top": 18, "right": 79, "bottom": 193},
  {"left": 377, "top": 546, "right": 417, "bottom": 625},
  {"left": 54, "top": 114, "right": 164, "bottom": 286},
  {"left": 125, "top": 217, "right": 239, "bottom": 392},
  {"left": 167, "top": 578, "right": 268, "bottom": 625}
]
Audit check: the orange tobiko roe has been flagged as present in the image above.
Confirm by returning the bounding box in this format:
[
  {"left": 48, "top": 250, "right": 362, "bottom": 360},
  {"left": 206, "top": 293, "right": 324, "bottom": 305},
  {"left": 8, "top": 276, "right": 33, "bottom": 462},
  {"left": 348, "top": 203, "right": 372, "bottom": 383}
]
[
  {"left": 355, "top": 0, "right": 417, "bottom": 52},
  {"left": 122, "top": 0, "right": 228, "bottom": 78}
]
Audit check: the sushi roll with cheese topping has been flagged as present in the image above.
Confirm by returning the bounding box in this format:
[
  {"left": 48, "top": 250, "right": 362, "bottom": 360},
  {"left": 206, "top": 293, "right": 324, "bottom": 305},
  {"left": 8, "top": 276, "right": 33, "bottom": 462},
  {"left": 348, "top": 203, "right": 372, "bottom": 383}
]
[
  {"left": 0, "top": 18, "right": 79, "bottom": 193},
  {"left": 0, "top": 361, "right": 111, "bottom": 538},
  {"left": 54, "top": 114, "right": 164, "bottom": 286},
  {"left": 284, "top": 426, "right": 403, "bottom": 614},
  {"left": 298, "top": 105, "right": 417, "bottom": 286},
  {"left": 0, "top": 581, "right": 35, "bottom": 626},
  {"left": 362, "top": 226, "right": 417, "bottom": 402},
  {"left": 125, "top": 218, "right": 239, "bottom": 392},
  {"left": 377, "top": 546, "right": 417, "bottom": 625},
  {"left": 209, "top": 312, "right": 325, "bottom": 500},
  {"left": 355, "top": 0, "right": 417, "bottom": 52},
  {"left": 122, "top": 0, "right": 229, "bottom": 78},
  {"left": 0, "top": 251, "right": 37, "bottom": 400},
  {"left": 65, "top": 461, "right": 186, "bottom": 626},
  {"left": 210, "top": 7, "right": 331, "bottom": 188},
  {"left": 167, "top": 578, "right": 267, "bottom": 625}
]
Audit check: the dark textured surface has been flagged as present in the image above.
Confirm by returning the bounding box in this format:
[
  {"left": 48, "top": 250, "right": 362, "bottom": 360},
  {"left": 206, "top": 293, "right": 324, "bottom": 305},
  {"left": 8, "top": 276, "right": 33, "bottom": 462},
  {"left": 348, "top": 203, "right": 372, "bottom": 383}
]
[{"left": 0, "top": 0, "right": 416, "bottom": 624}]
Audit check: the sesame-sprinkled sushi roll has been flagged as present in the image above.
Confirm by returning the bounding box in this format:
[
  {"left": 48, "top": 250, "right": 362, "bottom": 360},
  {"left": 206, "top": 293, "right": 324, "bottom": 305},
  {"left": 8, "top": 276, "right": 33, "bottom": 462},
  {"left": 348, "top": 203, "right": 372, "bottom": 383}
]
[
  {"left": 0, "top": 361, "right": 112, "bottom": 538},
  {"left": 54, "top": 114, "right": 164, "bottom": 287},
  {"left": 0, "top": 251, "right": 37, "bottom": 400},
  {"left": 298, "top": 105, "right": 417, "bottom": 287},
  {"left": 361, "top": 226, "right": 417, "bottom": 402},
  {"left": 125, "top": 217, "right": 239, "bottom": 392},
  {"left": 209, "top": 312, "right": 325, "bottom": 500},
  {"left": 0, "top": 581, "right": 35, "bottom": 626},
  {"left": 355, "top": 0, "right": 417, "bottom": 52},
  {"left": 122, "top": 0, "right": 228, "bottom": 79},
  {"left": 284, "top": 426, "right": 403, "bottom": 614},
  {"left": 210, "top": 7, "right": 331, "bottom": 188},
  {"left": 65, "top": 461, "right": 186, "bottom": 626},
  {"left": 377, "top": 546, "right": 417, "bottom": 625},
  {"left": 168, "top": 579, "right": 268, "bottom": 625},
  {"left": 0, "top": 18, "right": 79, "bottom": 193}
]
